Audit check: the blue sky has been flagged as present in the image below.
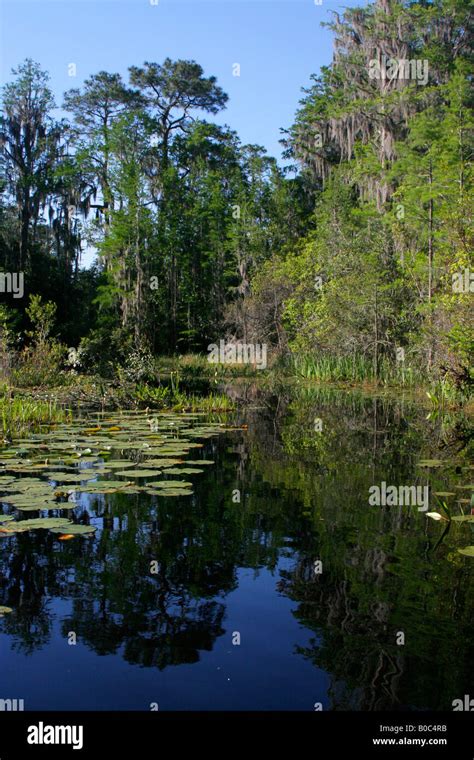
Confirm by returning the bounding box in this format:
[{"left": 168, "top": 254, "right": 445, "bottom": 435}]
[{"left": 0, "top": 0, "right": 362, "bottom": 163}]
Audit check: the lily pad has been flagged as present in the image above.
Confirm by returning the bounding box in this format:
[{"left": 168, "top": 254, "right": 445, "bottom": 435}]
[
  {"left": 113, "top": 469, "right": 161, "bottom": 478},
  {"left": 49, "top": 524, "right": 96, "bottom": 535},
  {"left": 141, "top": 458, "right": 182, "bottom": 467},
  {"left": 46, "top": 472, "right": 94, "bottom": 482},
  {"left": 152, "top": 480, "right": 193, "bottom": 489},
  {"left": 101, "top": 461, "right": 138, "bottom": 469},
  {"left": 77, "top": 480, "right": 134, "bottom": 492},
  {"left": 0, "top": 606, "right": 13, "bottom": 615},
  {"left": 151, "top": 448, "right": 190, "bottom": 456},
  {"left": 16, "top": 503, "right": 77, "bottom": 512},
  {"left": 146, "top": 488, "right": 193, "bottom": 497},
  {"left": 0, "top": 517, "right": 73, "bottom": 535},
  {"left": 162, "top": 467, "right": 204, "bottom": 475},
  {"left": 1, "top": 494, "right": 56, "bottom": 506}
]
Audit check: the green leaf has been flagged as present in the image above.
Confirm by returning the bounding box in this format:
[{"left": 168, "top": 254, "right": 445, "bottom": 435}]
[
  {"left": 113, "top": 469, "right": 161, "bottom": 478},
  {"left": 151, "top": 480, "right": 193, "bottom": 488},
  {"left": 162, "top": 467, "right": 204, "bottom": 475},
  {"left": 457, "top": 546, "right": 474, "bottom": 557},
  {"left": 49, "top": 524, "right": 96, "bottom": 535},
  {"left": 451, "top": 515, "right": 474, "bottom": 523}
]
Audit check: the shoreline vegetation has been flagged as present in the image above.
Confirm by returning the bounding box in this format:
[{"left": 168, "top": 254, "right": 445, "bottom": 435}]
[{"left": 1, "top": 348, "right": 472, "bottom": 440}]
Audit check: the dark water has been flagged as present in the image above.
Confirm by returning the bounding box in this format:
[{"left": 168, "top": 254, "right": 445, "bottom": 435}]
[{"left": 0, "top": 386, "right": 473, "bottom": 710}]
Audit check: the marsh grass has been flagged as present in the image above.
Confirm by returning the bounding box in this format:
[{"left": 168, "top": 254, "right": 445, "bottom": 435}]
[
  {"left": 289, "top": 354, "right": 426, "bottom": 385},
  {"left": 134, "top": 382, "right": 235, "bottom": 412},
  {"left": 171, "top": 391, "right": 235, "bottom": 412},
  {"left": 0, "top": 393, "right": 72, "bottom": 437},
  {"left": 155, "top": 354, "right": 262, "bottom": 379}
]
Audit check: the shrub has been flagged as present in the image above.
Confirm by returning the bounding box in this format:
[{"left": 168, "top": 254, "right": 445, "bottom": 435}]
[
  {"left": 12, "top": 340, "right": 68, "bottom": 388},
  {"left": 119, "top": 347, "right": 157, "bottom": 383}
]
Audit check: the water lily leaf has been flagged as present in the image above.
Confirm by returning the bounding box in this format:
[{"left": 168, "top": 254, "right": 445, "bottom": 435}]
[
  {"left": 152, "top": 480, "right": 193, "bottom": 489},
  {"left": 141, "top": 458, "right": 182, "bottom": 466},
  {"left": 2, "top": 492, "right": 54, "bottom": 502},
  {"left": 185, "top": 460, "right": 214, "bottom": 466},
  {"left": 418, "top": 460, "right": 443, "bottom": 467},
  {"left": 49, "top": 524, "right": 96, "bottom": 535},
  {"left": 77, "top": 480, "right": 133, "bottom": 491},
  {"left": 18, "top": 517, "right": 72, "bottom": 528},
  {"left": 162, "top": 468, "right": 204, "bottom": 475},
  {"left": 457, "top": 546, "right": 474, "bottom": 557},
  {"left": 46, "top": 472, "right": 94, "bottom": 482},
  {"left": 107, "top": 441, "right": 147, "bottom": 449},
  {"left": 146, "top": 488, "right": 193, "bottom": 497},
  {"left": 4, "top": 466, "right": 50, "bottom": 474},
  {"left": 6, "top": 477, "right": 45, "bottom": 485},
  {"left": 0, "top": 515, "right": 14, "bottom": 523},
  {"left": 0, "top": 517, "right": 72, "bottom": 534},
  {"left": 0, "top": 606, "right": 13, "bottom": 615},
  {"left": 9, "top": 498, "right": 58, "bottom": 507},
  {"left": 101, "top": 461, "right": 138, "bottom": 469},
  {"left": 6, "top": 463, "right": 52, "bottom": 473},
  {"left": 113, "top": 469, "right": 161, "bottom": 478},
  {"left": 16, "top": 503, "right": 77, "bottom": 512}
]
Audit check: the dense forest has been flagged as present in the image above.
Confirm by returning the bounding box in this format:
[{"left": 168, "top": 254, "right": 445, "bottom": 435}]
[{"left": 0, "top": 0, "right": 472, "bottom": 398}]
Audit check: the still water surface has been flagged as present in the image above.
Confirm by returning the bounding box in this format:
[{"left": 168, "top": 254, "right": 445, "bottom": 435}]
[{"left": 0, "top": 387, "right": 472, "bottom": 710}]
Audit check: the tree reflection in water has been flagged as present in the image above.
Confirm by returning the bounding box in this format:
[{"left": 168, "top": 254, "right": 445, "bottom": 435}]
[{"left": 0, "top": 388, "right": 473, "bottom": 709}]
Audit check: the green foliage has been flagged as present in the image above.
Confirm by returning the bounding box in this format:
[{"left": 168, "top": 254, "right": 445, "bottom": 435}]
[
  {"left": 0, "top": 393, "right": 71, "bottom": 436},
  {"left": 290, "top": 354, "right": 423, "bottom": 386},
  {"left": 12, "top": 341, "right": 67, "bottom": 388},
  {"left": 25, "top": 295, "right": 56, "bottom": 345},
  {"left": 0, "top": 3, "right": 472, "bottom": 399},
  {"left": 118, "top": 347, "right": 157, "bottom": 384}
]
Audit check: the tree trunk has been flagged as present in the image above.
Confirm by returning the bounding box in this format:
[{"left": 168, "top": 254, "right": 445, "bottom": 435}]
[{"left": 427, "top": 160, "right": 434, "bottom": 371}]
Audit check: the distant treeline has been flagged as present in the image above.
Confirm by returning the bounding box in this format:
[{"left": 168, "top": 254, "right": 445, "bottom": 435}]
[{"left": 0, "top": 0, "right": 472, "bottom": 390}]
